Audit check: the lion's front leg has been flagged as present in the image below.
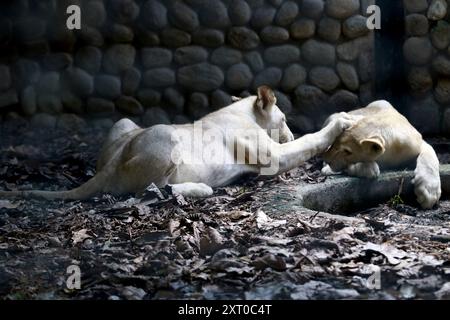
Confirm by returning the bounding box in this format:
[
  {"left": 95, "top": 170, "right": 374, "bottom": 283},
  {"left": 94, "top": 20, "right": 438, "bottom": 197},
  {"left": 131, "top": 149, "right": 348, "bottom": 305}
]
[{"left": 412, "top": 141, "right": 441, "bottom": 209}]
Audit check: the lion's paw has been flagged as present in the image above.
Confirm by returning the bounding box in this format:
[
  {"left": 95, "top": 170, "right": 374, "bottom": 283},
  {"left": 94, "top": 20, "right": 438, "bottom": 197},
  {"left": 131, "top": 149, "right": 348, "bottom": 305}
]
[{"left": 412, "top": 171, "right": 441, "bottom": 209}]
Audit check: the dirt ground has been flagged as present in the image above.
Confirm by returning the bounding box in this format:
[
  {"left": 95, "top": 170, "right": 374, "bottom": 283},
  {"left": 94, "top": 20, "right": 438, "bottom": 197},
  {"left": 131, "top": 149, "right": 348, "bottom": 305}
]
[{"left": 0, "top": 121, "right": 450, "bottom": 300}]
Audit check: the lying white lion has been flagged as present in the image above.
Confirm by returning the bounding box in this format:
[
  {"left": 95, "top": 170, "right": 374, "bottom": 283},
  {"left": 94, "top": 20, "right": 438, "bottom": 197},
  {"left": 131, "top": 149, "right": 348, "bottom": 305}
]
[
  {"left": 322, "top": 100, "right": 441, "bottom": 209},
  {"left": 0, "top": 86, "right": 357, "bottom": 200}
]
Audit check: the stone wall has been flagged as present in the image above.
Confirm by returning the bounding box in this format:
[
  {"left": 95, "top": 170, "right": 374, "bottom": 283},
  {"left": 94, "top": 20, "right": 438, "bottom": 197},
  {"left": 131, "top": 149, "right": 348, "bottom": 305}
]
[
  {"left": 403, "top": 0, "right": 450, "bottom": 135},
  {"left": 0, "top": 0, "right": 375, "bottom": 133}
]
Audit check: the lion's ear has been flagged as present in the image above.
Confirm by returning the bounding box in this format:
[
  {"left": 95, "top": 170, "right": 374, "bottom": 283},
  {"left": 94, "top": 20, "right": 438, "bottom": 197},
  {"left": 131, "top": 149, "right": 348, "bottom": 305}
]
[
  {"left": 360, "top": 136, "right": 385, "bottom": 156},
  {"left": 256, "top": 86, "right": 276, "bottom": 113}
]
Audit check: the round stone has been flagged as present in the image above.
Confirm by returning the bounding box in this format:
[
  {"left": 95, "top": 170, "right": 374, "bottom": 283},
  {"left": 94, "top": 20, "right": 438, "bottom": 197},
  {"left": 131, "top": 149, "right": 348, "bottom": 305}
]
[
  {"left": 226, "top": 63, "right": 253, "bottom": 90},
  {"left": 193, "top": 29, "right": 225, "bottom": 47},
  {"left": 56, "top": 114, "right": 87, "bottom": 132},
  {"left": 116, "top": 96, "right": 144, "bottom": 115},
  {"left": 83, "top": 1, "right": 107, "bottom": 28},
  {"left": 431, "top": 21, "right": 450, "bottom": 50},
  {"left": 274, "top": 90, "right": 292, "bottom": 113},
  {"left": 358, "top": 49, "right": 374, "bottom": 82},
  {"left": 0, "top": 89, "right": 18, "bottom": 109},
  {"left": 302, "top": 40, "right": 336, "bottom": 66},
  {"left": 343, "top": 15, "right": 369, "bottom": 39},
  {"left": 427, "top": 0, "right": 447, "bottom": 20},
  {"left": 329, "top": 90, "right": 359, "bottom": 111},
  {"left": 163, "top": 88, "right": 185, "bottom": 114},
  {"left": 37, "top": 94, "right": 63, "bottom": 114},
  {"left": 407, "top": 95, "right": 440, "bottom": 134},
  {"left": 122, "top": 68, "right": 141, "bottom": 95},
  {"left": 61, "top": 91, "right": 84, "bottom": 114},
  {"left": 228, "top": 27, "right": 260, "bottom": 50},
  {"left": 229, "top": 0, "right": 251, "bottom": 26},
  {"left": 42, "top": 53, "right": 73, "bottom": 71},
  {"left": 137, "top": 89, "right": 161, "bottom": 107},
  {"left": 337, "top": 37, "right": 370, "bottom": 61},
  {"left": 75, "top": 46, "right": 102, "bottom": 74},
  {"left": 253, "top": 67, "right": 282, "bottom": 89},
  {"left": 142, "top": 0, "right": 168, "bottom": 30},
  {"left": 405, "top": 14, "right": 429, "bottom": 36},
  {"left": 264, "top": 45, "right": 301, "bottom": 66},
  {"left": 244, "top": 51, "right": 265, "bottom": 73},
  {"left": 161, "top": 28, "right": 191, "bottom": 48},
  {"left": 326, "top": 0, "right": 360, "bottom": 19},
  {"left": 211, "top": 47, "right": 243, "bottom": 67},
  {"left": 260, "top": 26, "right": 290, "bottom": 44},
  {"left": 143, "top": 68, "right": 176, "bottom": 88},
  {"left": 211, "top": 90, "right": 232, "bottom": 109},
  {"left": 404, "top": 0, "right": 428, "bottom": 13},
  {"left": 435, "top": 78, "right": 450, "bottom": 104},
  {"left": 318, "top": 17, "right": 341, "bottom": 42},
  {"left": 31, "top": 113, "right": 57, "bottom": 129},
  {"left": 87, "top": 98, "right": 115, "bottom": 114},
  {"left": 169, "top": 1, "right": 199, "bottom": 32},
  {"left": 403, "top": 37, "right": 432, "bottom": 65},
  {"left": 275, "top": 1, "right": 299, "bottom": 26},
  {"left": 63, "top": 67, "right": 94, "bottom": 97},
  {"left": 95, "top": 75, "right": 122, "bottom": 99},
  {"left": 136, "top": 28, "right": 160, "bottom": 46},
  {"left": 336, "top": 62, "right": 359, "bottom": 91},
  {"left": 309, "top": 67, "right": 340, "bottom": 92},
  {"left": 37, "top": 72, "right": 60, "bottom": 94},
  {"left": 78, "top": 26, "right": 104, "bottom": 47},
  {"left": 174, "top": 46, "right": 209, "bottom": 65},
  {"left": 0, "top": 65, "right": 11, "bottom": 91},
  {"left": 14, "top": 59, "right": 41, "bottom": 87},
  {"left": 110, "top": 0, "right": 140, "bottom": 23},
  {"left": 301, "top": 0, "right": 324, "bottom": 19},
  {"left": 251, "top": 6, "right": 277, "bottom": 29},
  {"left": 408, "top": 67, "right": 433, "bottom": 93},
  {"left": 178, "top": 63, "right": 224, "bottom": 92},
  {"left": 141, "top": 47, "right": 172, "bottom": 69},
  {"left": 103, "top": 44, "right": 136, "bottom": 75},
  {"left": 107, "top": 24, "right": 134, "bottom": 43},
  {"left": 143, "top": 107, "right": 171, "bottom": 126},
  {"left": 187, "top": 92, "right": 209, "bottom": 119},
  {"left": 294, "top": 85, "right": 328, "bottom": 115},
  {"left": 432, "top": 55, "right": 450, "bottom": 76},
  {"left": 199, "top": 0, "right": 230, "bottom": 29},
  {"left": 281, "top": 64, "right": 307, "bottom": 92},
  {"left": 290, "top": 19, "right": 316, "bottom": 39},
  {"left": 15, "top": 16, "right": 46, "bottom": 42},
  {"left": 21, "top": 86, "right": 37, "bottom": 116}
]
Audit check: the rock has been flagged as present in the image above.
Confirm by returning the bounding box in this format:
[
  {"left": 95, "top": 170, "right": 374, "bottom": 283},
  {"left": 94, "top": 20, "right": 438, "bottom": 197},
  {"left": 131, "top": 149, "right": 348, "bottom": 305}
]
[
  {"left": 264, "top": 45, "right": 301, "bottom": 66},
  {"left": 294, "top": 85, "right": 329, "bottom": 116},
  {"left": 432, "top": 55, "right": 450, "bottom": 76},
  {"left": 15, "top": 17, "right": 46, "bottom": 42},
  {"left": 141, "top": 47, "right": 172, "bottom": 69},
  {"left": 435, "top": 78, "right": 450, "bottom": 104},
  {"left": 56, "top": 114, "right": 87, "bottom": 131},
  {"left": 260, "top": 26, "right": 290, "bottom": 44},
  {"left": 37, "top": 72, "right": 60, "bottom": 94},
  {"left": 403, "top": 37, "right": 432, "bottom": 65},
  {"left": 95, "top": 75, "right": 122, "bottom": 100},
  {"left": 173, "top": 115, "right": 190, "bottom": 124},
  {"left": 326, "top": 0, "right": 360, "bottom": 19},
  {"left": 443, "top": 108, "right": 450, "bottom": 135},
  {"left": 290, "top": 19, "right": 316, "bottom": 39},
  {"left": 163, "top": 88, "right": 185, "bottom": 114},
  {"left": 211, "top": 90, "right": 232, "bottom": 109},
  {"left": 329, "top": 90, "right": 359, "bottom": 111},
  {"left": 228, "top": 27, "right": 260, "bottom": 50},
  {"left": 274, "top": 90, "right": 292, "bottom": 113},
  {"left": 301, "top": 0, "right": 324, "bottom": 19},
  {"left": 21, "top": 86, "right": 37, "bottom": 116},
  {"left": 407, "top": 95, "right": 440, "bottom": 134},
  {"left": 178, "top": 63, "right": 224, "bottom": 92},
  {"left": 116, "top": 96, "right": 144, "bottom": 115},
  {"left": 61, "top": 91, "right": 84, "bottom": 114},
  {"left": 428, "top": 0, "right": 447, "bottom": 20},
  {"left": 359, "top": 82, "right": 374, "bottom": 105},
  {"left": 226, "top": 63, "right": 253, "bottom": 90},
  {"left": 174, "top": 46, "right": 208, "bottom": 65},
  {"left": 251, "top": 6, "right": 277, "bottom": 29},
  {"left": 122, "top": 68, "right": 141, "bottom": 95},
  {"left": 318, "top": 17, "right": 341, "bottom": 42},
  {"left": 275, "top": 1, "right": 299, "bottom": 26},
  {"left": 289, "top": 114, "right": 316, "bottom": 133},
  {"left": 281, "top": 64, "right": 307, "bottom": 92},
  {"left": 229, "top": 0, "right": 251, "bottom": 26},
  {"left": 359, "top": 50, "right": 374, "bottom": 82},
  {"left": 408, "top": 67, "right": 433, "bottom": 93},
  {"left": 143, "top": 107, "right": 171, "bottom": 126},
  {"left": 431, "top": 21, "right": 450, "bottom": 50},
  {"left": 31, "top": 113, "right": 56, "bottom": 129},
  {"left": 211, "top": 47, "right": 243, "bottom": 67},
  {"left": 302, "top": 40, "right": 336, "bottom": 66},
  {"left": 199, "top": 0, "right": 230, "bottom": 29},
  {"left": 42, "top": 53, "right": 73, "bottom": 71},
  {"left": 336, "top": 63, "right": 359, "bottom": 91},
  {"left": 14, "top": 59, "right": 40, "bottom": 87},
  {"left": 136, "top": 28, "right": 160, "bottom": 46},
  {"left": 309, "top": 67, "right": 340, "bottom": 92},
  {"left": 244, "top": 51, "right": 265, "bottom": 72},
  {"left": 143, "top": 68, "right": 176, "bottom": 87},
  {"left": 253, "top": 67, "right": 282, "bottom": 89},
  {"left": 83, "top": 0, "right": 107, "bottom": 27},
  {"left": 0, "top": 65, "right": 11, "bottom": 91},
  {"left": 343, "top": 15, "right": 369, "bottom": 39},
  {"left": 110, "top": 0, "right": 140, "bottom": 23},
  {"left": 90, "top": 118, "right": 115, "bottom": 130},
  {"left": 87, "top": 98, "right": 115, "bottom": 114},
  {"left": 404, "top": 0, "right": 428, "bottom": 13},
  {"left": 169, "top": 1, "right": 199, "bottom": 32},
  {"left": 161, "top": 28, "right": 191, "bottom": 48},
  {"left": 63, "top": 67, "right": 94, "bottom": 97},
  {"left": 75, "top": 46, "right": 102, "bottom": 74},
  {"left": 337, "top": 36, "right": 371, "bottom": 61},
  {"left": 78, "top": 26, "right": 104, "bottom": 47},
  {"left": 405, "top": 14, "right": 429, "bottom": 36},
  {"left": 137, "top": 88, "right": 161, "bottom": 107},
  {"left": 103, "top": 44, "right": 136, "bottom": 75},
  {"left": 142, "top": 0, "right": 168, "bottom": 30},
  {"left": 193, "top": 29, "right": 225, "bottom": 47},
  {"left": 107, "top": 24, "right": 134, "bottom": 43},
  {"left": 37, "top": 94, "right": 63, "bottom": 114},
  {"left": 187, "top": 92, "right": 209, "bottom": 119}
]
